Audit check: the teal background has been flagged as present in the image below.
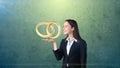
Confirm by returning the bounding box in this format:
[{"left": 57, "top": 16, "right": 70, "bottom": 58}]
[{"left": 0, "top": 0, "right": 120, "bottom": 68}]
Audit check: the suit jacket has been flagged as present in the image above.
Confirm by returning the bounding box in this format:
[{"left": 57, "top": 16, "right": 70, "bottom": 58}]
[{"left": 53, "top": 38, "right": 87, "bottom": 68}]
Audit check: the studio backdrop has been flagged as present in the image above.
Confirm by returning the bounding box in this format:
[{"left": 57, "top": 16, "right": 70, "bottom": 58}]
[{"left": 0, "top": 0, "right": 120, "bottom": 68}]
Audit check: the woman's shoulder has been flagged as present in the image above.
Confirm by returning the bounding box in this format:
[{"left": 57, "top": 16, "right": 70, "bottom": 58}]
[
  {"left": 77, "top": 39, "right": 87, "bottom": 46},
  {"left": 61, "top": 37, "right": 67, "bottom": 42},
  {"left": 60, "top": 38, "right": 67, "bottom": 44}
]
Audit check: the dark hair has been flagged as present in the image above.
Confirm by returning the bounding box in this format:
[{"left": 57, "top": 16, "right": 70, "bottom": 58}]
[{"left": 65, "top": 19, "right": 82, "bottom": 40}]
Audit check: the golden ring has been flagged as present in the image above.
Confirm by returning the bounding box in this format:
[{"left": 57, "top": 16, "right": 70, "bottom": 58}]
[{"left": 35, "top": 22, "right": 61, "bottom": 39}]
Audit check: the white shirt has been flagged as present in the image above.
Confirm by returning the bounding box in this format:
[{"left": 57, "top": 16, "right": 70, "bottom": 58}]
[{"left": 66, "top": 38, "right": 77, "bottom": 55}]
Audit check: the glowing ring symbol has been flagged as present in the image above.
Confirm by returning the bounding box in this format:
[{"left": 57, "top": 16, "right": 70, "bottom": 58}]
[{"left": 35, "top": 22, "right": 61, "bottom": 39}]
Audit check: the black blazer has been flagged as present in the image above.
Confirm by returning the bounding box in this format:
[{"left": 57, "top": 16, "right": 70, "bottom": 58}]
[{"left": 53, "top": 38, "right": 87, "bottom": 68}]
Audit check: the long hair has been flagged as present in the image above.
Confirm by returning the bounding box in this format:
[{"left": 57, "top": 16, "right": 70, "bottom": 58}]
[{"left": 65, "top": 19, "right": 82, "bottom": 41}]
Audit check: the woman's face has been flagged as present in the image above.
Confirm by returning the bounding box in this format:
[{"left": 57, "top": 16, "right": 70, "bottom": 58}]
[{"left": 63, "top": 21, "right": 74, "bottom": 35}]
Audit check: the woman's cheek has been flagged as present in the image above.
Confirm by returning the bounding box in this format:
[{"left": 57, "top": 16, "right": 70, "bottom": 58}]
[{"left": 63, "top": 30, "right": 67, "bottom": 35}]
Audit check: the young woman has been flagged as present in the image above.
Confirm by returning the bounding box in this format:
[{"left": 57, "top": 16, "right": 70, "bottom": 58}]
[{"left": 44, "top": 19, "right": 87, "bottom": 68}]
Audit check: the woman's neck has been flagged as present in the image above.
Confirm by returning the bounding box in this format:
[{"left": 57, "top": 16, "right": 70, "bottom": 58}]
[{"left": 68, "top": 33, "right": 74, "bottom": 40}]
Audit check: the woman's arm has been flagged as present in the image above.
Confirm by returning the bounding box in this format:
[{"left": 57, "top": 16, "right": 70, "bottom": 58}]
[
  {"left": 43, "top": 39, "right": 64, "bottom": 60},
  {"left": 80, "top": 40, "right": 87, "bottom": 68},
  {"left": 53, "top": 39, "right": 64, "bottom": 60},
  {"left": 43, "top": 39, "right": 58, "bottom": 50},
  {"left": 52, "top": 41, "right": 58, "bottom": 51}
]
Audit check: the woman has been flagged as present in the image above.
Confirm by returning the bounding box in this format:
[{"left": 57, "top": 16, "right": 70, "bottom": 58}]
[{"left": 44, "top": 19, "right": 87, "bottom": 68}]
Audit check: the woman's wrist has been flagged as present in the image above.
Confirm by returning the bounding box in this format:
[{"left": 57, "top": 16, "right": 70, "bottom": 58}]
[{"left": 52, "top": 42, "right": 58, "bottom": 51}]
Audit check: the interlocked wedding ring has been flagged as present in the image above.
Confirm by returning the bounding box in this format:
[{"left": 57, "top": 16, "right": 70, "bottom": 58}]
[{"left": 35, "top": 22, "right": 61, "bottom": 39}]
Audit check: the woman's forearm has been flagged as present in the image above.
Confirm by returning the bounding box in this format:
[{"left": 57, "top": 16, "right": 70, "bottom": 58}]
[{"left": 52, "top": 42, "right": 58, "bottom": 51}]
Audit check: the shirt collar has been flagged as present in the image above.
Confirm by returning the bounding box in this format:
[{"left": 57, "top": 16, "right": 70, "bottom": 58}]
[{"left": 66, "top": 37, "right": 77, "bottom": 42}]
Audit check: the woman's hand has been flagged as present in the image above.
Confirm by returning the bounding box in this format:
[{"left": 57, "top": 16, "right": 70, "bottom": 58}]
[
  {"left": 43, "top": 39, "right": 58, "bottom": 50},
  {"left": 43, "top": 39, "right": 56, "bottom": 43}
]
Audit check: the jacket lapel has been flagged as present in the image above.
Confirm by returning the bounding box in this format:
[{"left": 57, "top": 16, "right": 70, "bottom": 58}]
[{"left": 68, "top": 41, "right": 77, "bottom": 56}]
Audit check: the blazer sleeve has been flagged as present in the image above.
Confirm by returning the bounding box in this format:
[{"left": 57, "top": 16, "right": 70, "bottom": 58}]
[
  {"left": 53, "top": 39, "right": 64, "bottom": 61},
  {"left": 80, "top": 40, "right": 87, "bottom": 68}
]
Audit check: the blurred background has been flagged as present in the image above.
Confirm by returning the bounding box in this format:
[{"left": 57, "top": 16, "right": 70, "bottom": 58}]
[{"left": 0, "top": 0, "right": 120, "bottom": 68}]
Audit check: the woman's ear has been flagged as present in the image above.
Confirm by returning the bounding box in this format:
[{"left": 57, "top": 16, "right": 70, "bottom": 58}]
[{"left": 72, "top": 27, "right": 75, "bottom": 31}]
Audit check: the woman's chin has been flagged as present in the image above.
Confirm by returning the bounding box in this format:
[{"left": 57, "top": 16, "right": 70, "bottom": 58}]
[{"left": 63, "top": 32, "right": 67, "bottom": 35}]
